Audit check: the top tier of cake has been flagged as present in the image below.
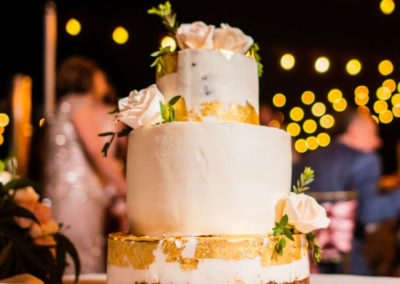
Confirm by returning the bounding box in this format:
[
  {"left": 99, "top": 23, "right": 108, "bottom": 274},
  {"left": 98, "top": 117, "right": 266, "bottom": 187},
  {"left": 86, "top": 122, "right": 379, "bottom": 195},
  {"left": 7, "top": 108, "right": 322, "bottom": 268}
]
[{"left": 157, "top": 49, "right": 259, "bottom": 124}]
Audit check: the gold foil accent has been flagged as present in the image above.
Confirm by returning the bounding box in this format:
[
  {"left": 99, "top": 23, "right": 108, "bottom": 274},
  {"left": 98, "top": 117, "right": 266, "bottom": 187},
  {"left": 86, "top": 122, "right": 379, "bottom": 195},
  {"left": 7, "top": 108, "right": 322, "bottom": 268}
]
[{"left": 108, "top": 233, "right": 307, "bottom": 271}]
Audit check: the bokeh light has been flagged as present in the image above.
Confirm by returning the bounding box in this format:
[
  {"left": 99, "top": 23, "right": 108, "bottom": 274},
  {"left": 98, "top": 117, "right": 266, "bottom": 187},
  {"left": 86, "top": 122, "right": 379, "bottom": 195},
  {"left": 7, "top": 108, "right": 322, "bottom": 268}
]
[
  {"left": 112, "top": 26, "right": 129, "bottom": 44},
  {"left": 268, "top": 120, "right": 281, "bottom": 128},
  {"left": 380, "top": 0, "right": 395, "bottom": 15},
  {"left": 303, "top": 119, "right": 317, "bottom": 134},
  {"left": 371, "top": 115, "right": 379, "bottom": 124},
  {"left": 301, "top": 91, "right": 315, "bottom": 105},
  {"left": 161, "top": 36, "right": 177, "bottom": 52},
  {"left": 0, "top": 135, "right": 3, "bottom": 146},
  {"left": 317, "top": 132, "right": 331, "bottom": 147},
  {"left": 382, "top": 78, "right": 396, "bottom": 92},
  {"left": 286, "top": 122, "right": 301, "bottom": 137},
  {"left": 315, "top": 57, "right": 330, "bottom": 73},
  {"left": 346, "top": 59, "right": 362, "bottom": 75},
  {"left": 0, "top": 113, "right": 9, "bottom": 127},
  {"left": 392, "top": 105, "right": 400, "bottom": 117},
  {"left": 306, "top": 136, "right": 318, "bottom": 151},
  {"left": 378, "top": 59, "right": 394, "bottom": 76},
  {"left": 376, "top": 86, "right": 392, "bottom": 100},
  {"left": 373, "top": 100, "right": 388, "bottom": 113},
  {"left": 65, "top": 18, "right": 81, "bottom": 36},
  {"left": 295, "top": 139, "right": 308, "bottom": 154},
  {"left": 333, "top": 98, "right": 348, "bottom": 112},
  {"left": 280, "top": 53, "right": 295, "bottom": 70},
  {"left": 328, "top": 89, "right": 343, "bottom": 103},
  {"left": 320, "top": 114, "right": 335, "bottom": 129},
  {"left": 354, "top": 85, "right": 369, "bottom": 106},
  {"left": 311, "top": 102, "right": 326, "bottom": 117},
  {"left": 290, "top": 107, "right": 305, "bottom": 121},
  {"left": 357, "top": 106, "right": 371, "bottom": 115},
  {"left": 272, "top": 93, "right": 286, "bottom": 107},
  {"left": 379, "top": 110, "right": 393, "bottom": 124},
  {"left": 391, "top": 93, "right": 400, "bottom": 106}
]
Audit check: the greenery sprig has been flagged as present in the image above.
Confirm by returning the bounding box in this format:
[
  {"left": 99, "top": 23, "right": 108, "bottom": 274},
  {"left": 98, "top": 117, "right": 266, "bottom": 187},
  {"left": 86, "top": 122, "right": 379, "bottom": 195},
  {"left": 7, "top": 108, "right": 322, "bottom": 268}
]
[
  {"left": 247, "top": 43, "right": 263, "bottom": 77},
  {"left": 159, "top": 95, "right": 181, "bottom": 123},
  {"left": 147, "top": 1, "right": 179, "bottom": 34},
  {"left": 306, "top": 232, "right": 321, "bottom": 264},
  {"left": 272, "top": 214, "right": 294, "bottom": 256},
  {"left": 292, "top": 166, "right": 314, "bottom": 194},
  {"left": 99, "top": 126, "right": 131, "bottom": 157},
  {"left": 150, "top": 46, "right": 173, "bottom": 74}
]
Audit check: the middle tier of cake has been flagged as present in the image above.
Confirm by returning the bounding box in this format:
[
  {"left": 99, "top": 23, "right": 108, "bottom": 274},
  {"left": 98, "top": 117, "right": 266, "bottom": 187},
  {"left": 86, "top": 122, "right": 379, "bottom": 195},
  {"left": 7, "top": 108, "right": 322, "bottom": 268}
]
[{"left": 127, "top": 122, "right": 292, "bottom": 236}]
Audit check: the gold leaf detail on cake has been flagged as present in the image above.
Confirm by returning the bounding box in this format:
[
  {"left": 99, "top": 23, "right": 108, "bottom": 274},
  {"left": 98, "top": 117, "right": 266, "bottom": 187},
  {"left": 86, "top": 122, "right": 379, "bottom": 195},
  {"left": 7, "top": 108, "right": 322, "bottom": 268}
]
[{"left": 200, "top": 100, "right": 259, "bottom": 125}]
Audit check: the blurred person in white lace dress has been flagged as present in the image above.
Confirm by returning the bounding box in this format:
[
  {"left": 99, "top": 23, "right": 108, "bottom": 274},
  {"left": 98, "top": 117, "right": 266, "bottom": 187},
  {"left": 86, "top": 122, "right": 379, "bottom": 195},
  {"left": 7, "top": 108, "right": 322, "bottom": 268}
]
[{"left": 44, "top": 56, "right": 127, "bottom": 273}]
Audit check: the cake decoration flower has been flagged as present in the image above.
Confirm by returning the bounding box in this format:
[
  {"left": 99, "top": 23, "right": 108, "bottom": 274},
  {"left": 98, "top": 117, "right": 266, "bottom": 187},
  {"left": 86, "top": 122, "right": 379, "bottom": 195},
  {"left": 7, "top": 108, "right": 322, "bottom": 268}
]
[
  {"left": 213, "top": 23, "right": 254, "bottom": 54},
  {"left": 176, "top": 21, "right": 215, "bottom": 50}
]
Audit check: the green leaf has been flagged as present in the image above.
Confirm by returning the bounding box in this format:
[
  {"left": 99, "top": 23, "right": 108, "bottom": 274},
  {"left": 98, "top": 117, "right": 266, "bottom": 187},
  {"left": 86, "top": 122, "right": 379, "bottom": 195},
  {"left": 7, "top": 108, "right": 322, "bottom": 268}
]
[
  {"left": 279, "top": 237, "right": 286, "bottom": 247},
  {"left": 108, "top": 107, "right": 119, "bottom": 114},
  {"left": 98, "top": 132, "right": 115, "bottom": 137},
  {"left": 117, "top": 127, "right": 132, "bottom": 137},
  {"left": 283, "top": 228, "right": 294, "bottom": 241},
  {"left": 6, "top": 201, "right": 39, "bottom": 224},
  {"left": 272, "top": 227, "right": 281, "bottom": 236},
  {"left": 168, "top": 95, "right": 181, "bottom": 106},
  {"left": 169, "top": 106, "right": 175, "bottom": 121},
  {"left": 280, "top": 214, "right": 288, "bottom": 227},
  {"left": 4, "top": 178, "right": 39, "bottom": 191},
  {"left": 55, "top": 233, "right": 81, "bottom": 283},
  {"left": 160, "top": 102, "right": 167, "bottom": 120}
]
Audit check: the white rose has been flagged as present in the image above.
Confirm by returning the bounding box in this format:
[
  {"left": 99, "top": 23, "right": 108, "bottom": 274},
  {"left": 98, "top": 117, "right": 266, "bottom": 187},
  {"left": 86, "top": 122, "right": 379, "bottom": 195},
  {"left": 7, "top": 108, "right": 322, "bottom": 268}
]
[
  {"left": 275, "top": 192, "right": 330, "bottom": 233},
  {"left": 213, "top": 23, "right": 254, "bottom": 54},
  {"left": 0, "top": 171, "right": 12, "bottom": 185},
  {"left": 176, "top": 21, "right": 215, "bottom": 49},
  {"left": 117, "top": 84, "right": 165, "bottom": 129}
]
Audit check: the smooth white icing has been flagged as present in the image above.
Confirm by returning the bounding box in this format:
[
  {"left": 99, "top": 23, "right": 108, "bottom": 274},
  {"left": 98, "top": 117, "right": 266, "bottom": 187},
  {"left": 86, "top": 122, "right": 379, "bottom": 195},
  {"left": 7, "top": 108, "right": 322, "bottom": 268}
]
[
  {"left": 107, "top": 238, "right": 309, "bottom": 284},
  {"left": 127, "top": 122, "right": 292, "bottom": 236},
  {"left": 156, "top": 49, "right": 259, "bottom": 116}
]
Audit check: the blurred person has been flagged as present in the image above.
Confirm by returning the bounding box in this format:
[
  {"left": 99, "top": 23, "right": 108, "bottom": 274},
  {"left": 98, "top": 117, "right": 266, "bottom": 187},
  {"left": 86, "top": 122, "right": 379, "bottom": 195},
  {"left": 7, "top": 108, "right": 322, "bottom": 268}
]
[
  {"left": 44, "top": 56, "right": 127, "bottom": 273},
  {"left": 293, "top": 109, "right": 400, "bottom": 275}
]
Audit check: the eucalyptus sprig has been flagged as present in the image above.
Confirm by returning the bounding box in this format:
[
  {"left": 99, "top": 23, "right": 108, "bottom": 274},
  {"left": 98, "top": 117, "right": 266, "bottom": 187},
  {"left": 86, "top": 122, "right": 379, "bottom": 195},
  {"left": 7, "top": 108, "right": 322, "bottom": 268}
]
[
  {"left": 306, "top": 232, "right": 321, "bottom": 264},
  {"left": 150, "top": 46, "right": 173, "bottom": 73},
  {"left": 99, "top": 126, "right": 132, "bottom": 157},
  {"left": 147, "top": 1, "right": 179, "bottom": 34},
  {"left": 292, "top": 167, "right": 314, "bottom": 194},
  {"left": 159, "top": 95, "right": 181, "bottom": 123},
  {"left": 246, "top": 43, "right": 263, "bottom": 77},
  {"left": 272, "top": 214, "right": 294, "bottom": 256}
]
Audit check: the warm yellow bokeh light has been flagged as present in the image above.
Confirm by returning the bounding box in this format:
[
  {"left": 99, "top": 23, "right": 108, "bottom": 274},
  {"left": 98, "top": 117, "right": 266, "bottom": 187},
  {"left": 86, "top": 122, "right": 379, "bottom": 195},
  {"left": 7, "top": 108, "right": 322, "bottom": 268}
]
[
  {"left": 376, "top": 86, "right": 392, "bottom": 100},
  {"left": 373, "top": 100, "right": 388, "bottom": 113},
  {"left": 391, "top": 93, "right": 400, "bottom": 105},
  {"left": 311, "top": 102, "right": 326, "bottom": 117},
  {"left": 0, "top": 127, "right": 4, "bottom": 134},
  {"left": 161, "top": 36, "right": 177, "bottom": 52},
  {"left": 112, "top": 26, "right": 129, "bottom": 44},
  {"left": 303, "top": 119, "right": 317, "bottom": 134},
  {"left": 0, "top": 135, "right": 3, "bottom": 146},
  {"left": 320, "top": 114, "right": 335, "bottom": 129},
  {"left": 333, "top": 98, "right": 348, "bottom": 112},
  {"left": 346, "top": 59, "right": 362, "bottom": 75},
  {"left": 65, "top": 18, "right": 81, "bottom": 36},
  {"left": 280, "top": 53, "right": 295, "bottom": 70},
  {"left": 286, "top": 122, "right": 301, "bottom": 137},
  {"left": 301, "top": 91, "right": 315, "bottom": 105},
  {"left": 383, "top": 78, "right": 396, "bottom": 92},
  {"left": 378, "top": 59, "right": 394, "bottom": 76},
  {"left": 306, "top": 136, "right": 318, "bottom": 151},
  {"left": 317, "top": 132, "right": 331, "bottom": 147},
  {"left": 357, "top": 106, "right": 371, "bottom": 115},
  {"left": 371, "top": 115, "right": 379, "bottom": 124},
  {"left": 354, "top": 85, "right": 369, "bottom": 106},
  {"left": 379, "top": 110, "right": 393, "bottom": 124},
  {"left": 0, "top": 113, "right": 9, "bottom": 127},
  {"left": 272, "top": 93, "right": 286, "bottom": 108},
  {"left": 315, "top": 57, "right": 330, "bottom": 73},
  {"left": 397, "top": 82, "right": 400, "bottom": 93},
  {"left": 355, "top": 85, "right": 369, "bottom": 96},
  {"left": 290, "top": 107, "right": 305, "bottom": 122},
  {"left": 380, "top": 0, "right": 395, "bottom": 15},
  {"left": 328, "top": 89, "right": 343, "bottom": 103},
  {"left": 295, "top": 139, "right": 308, "bottom": 154},
  {"left": 392, "top": 105, "right": 400, "bottom": 117}
]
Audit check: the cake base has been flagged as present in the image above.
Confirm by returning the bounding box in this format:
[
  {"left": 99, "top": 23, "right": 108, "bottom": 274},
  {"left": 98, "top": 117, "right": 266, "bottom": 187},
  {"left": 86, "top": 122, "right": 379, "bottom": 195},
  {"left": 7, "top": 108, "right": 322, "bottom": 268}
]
[{"left": 107, "top": 233, "right": 310, "bottom": 284}]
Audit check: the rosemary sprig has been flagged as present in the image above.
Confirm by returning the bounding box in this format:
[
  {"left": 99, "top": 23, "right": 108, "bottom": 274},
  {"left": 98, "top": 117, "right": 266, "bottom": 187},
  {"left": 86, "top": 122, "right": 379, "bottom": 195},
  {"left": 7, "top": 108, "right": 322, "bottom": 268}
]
[
  {"left": 292, "top": 167, "right": 314, "bottom": 194},
  {"left": 272, "top": 214, "right": 294, "bottom": 256},
  {"left": 99, "top": 126, "right": 132, "bottom": 157},
  {"left": 150, "top": 46, "right": 173, "bottom": 73},
  {"left": 147, "top": 1, "right": 179, "bottom": 34},
  {"left": 159, "top": 95, "right": 181, "bottom": 123},
  {"left": 246, "top": 43, "right": 263, "bottom": 77},
  {"left": 306, "top": 232, "right": 321, "bottom": 264}
]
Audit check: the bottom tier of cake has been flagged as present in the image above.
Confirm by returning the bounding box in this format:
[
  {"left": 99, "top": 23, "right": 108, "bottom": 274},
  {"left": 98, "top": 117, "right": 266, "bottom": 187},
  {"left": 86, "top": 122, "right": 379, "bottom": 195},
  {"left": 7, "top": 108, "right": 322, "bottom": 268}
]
[{"left": 107, "top": 232, "right": 310, "bottom": 284}]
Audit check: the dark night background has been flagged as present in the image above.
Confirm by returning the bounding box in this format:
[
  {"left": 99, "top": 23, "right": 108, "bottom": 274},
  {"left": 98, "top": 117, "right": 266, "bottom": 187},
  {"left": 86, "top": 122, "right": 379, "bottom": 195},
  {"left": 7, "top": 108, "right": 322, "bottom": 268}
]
[{"left": 0, "top": 0, "right": 399, "bottom": 179}]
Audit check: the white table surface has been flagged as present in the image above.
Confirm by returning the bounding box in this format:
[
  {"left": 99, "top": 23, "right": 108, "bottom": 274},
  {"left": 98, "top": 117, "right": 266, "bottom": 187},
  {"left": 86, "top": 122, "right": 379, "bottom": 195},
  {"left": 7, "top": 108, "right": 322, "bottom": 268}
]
[{"left": 63, "top": 274, "right": 400, "bottom": 283}]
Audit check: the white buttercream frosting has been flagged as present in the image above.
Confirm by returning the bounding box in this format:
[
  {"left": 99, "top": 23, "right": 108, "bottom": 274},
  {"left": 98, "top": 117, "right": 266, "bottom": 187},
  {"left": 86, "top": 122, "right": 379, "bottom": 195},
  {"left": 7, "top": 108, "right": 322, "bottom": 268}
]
[
  {"left": 127, "top": 122, "right": 291, "bottom": 236},
  {"left": 117, "top": 84, "right": 165, "bottom": 129}
]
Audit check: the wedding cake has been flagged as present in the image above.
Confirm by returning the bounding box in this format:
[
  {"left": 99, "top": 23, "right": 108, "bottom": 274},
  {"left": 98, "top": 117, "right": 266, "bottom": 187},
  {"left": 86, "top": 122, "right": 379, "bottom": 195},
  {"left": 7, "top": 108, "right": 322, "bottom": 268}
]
[{"left": 106, "top": 2, "right": 329, "bottom": 283}]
